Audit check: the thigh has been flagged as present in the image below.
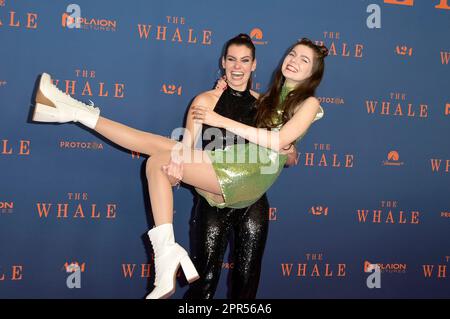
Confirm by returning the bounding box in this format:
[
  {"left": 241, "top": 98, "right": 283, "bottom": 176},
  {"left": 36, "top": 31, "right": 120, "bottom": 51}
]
[
  {"left": 180, "top": 149, "right": 222, "bottom": 196},
  {"left": 150, "top": 149, "right": 223, "bottom": 196}
]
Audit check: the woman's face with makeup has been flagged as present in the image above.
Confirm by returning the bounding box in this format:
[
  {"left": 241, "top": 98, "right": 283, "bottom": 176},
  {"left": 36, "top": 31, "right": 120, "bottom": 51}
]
[
  {"left": 281, "top": 44, "right": 315, "bottom": 86},
  {"left": 222, "top": 44, "right": 256, "bottom": 91}
]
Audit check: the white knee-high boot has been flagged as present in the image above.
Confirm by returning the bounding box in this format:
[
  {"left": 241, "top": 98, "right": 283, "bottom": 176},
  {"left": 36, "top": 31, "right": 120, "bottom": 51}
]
[
  {"left": 32, "top": 73, "right": 100, "bottom": 129},
  {"left": 146, "top": 223, "right": 199, "bottom": 299}
]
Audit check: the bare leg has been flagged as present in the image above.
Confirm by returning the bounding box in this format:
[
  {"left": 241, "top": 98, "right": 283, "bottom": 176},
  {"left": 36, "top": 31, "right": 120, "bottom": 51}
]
[
  {"left": 145, "top": 149, "right": 215, "bottom": 299},
  {"left": 93, "top": 117, "right": 224, "bottom": 225},
  {"left": 94, "top": 117, "right": 177, "bottom": 156},
  {"left": 146, "top": 149, "right": 223, "bottom": 225}
]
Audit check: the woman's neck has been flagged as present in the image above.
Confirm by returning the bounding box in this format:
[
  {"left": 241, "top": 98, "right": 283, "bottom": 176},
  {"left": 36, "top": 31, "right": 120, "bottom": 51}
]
[
  {"left": 283, "top": 79, "right": 297, "bottom": 90},
  {"left": 228, "top": 83, "right": 248, "bottom": 92},
  {"left": 280, "top": 81, "right": 295, "bottom": 104}
]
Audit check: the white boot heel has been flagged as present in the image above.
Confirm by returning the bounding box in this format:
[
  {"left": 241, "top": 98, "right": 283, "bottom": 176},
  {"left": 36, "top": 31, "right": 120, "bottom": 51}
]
[
  {"left": 33, "top": 103, "right": 59, "bottom": 122},
  {"left": 180, "top": 255, "right": 200, "bottom": 283},
  {"left": 146, "top": 224, "right": 199, "bottom": 299}
]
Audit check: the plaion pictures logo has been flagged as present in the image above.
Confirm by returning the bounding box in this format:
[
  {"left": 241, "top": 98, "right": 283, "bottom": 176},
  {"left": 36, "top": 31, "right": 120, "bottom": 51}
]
[
  {"left": 61, "top": 4, "right": 81, "bottom": 29},
  {"left": 0, "top": 200, "right": 14, "bottom": 214},
  {"left": 61, "top": 4, "right": 117, "bottom": 32},
  {"left": 364, "top": 260, "right": 407, "bottom": 274},
  {"left": 364, "top": 262, "right": 381, "bottom": 289}
]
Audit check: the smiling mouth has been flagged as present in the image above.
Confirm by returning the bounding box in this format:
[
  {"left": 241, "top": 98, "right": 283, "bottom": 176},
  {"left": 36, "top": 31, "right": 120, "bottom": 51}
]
[
  {"left": 230, "top": 71, "right": 245, "bottom": 79},
  {"left": 286, "top": 64, "right": 298, "bottom": 73}
]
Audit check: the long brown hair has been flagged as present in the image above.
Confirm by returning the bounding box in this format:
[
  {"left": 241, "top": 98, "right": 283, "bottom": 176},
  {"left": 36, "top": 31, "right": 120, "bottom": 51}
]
[{"left": 255, "top": 38, "right": 328, "bottom": 129}]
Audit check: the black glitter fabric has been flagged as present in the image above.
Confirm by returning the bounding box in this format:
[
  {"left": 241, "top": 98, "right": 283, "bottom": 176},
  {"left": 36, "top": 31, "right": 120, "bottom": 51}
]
[{"left": 184, "top": 87, "right": 270, "bottom": 299}]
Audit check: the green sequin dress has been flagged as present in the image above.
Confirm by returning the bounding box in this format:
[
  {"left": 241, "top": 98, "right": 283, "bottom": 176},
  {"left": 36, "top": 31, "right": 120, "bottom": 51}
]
[{"left": 196, "top": 86, "right": 324, "bottom": 209}]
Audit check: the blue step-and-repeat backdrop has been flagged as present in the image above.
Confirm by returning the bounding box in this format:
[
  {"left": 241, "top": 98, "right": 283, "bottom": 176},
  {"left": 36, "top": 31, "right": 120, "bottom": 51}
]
[{"left": 0, "top": 0, "right": 449, "bottom": 298}]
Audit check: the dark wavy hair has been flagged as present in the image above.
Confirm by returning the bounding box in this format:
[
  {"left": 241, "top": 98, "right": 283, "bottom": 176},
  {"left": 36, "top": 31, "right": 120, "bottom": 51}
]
[
  {"left": 255, "top": 38, "right": 328, "bottom": 129},
  {"left": 222, "top": 33, "right": 256, "bottom": 60}
]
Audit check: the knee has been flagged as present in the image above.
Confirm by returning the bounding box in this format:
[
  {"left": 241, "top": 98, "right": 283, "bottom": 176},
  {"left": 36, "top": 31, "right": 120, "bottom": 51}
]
[{"left": 146, "top": 152, "right": 170, "bottom": 176}]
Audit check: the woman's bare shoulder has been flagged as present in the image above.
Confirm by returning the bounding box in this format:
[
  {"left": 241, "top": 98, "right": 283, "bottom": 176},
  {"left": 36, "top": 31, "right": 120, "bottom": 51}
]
[
  {"left": 294, "top": 96, "right": 320, "bottom": 112},
  {"left": 193, "top": 90, "right": 221, "bottom": 108},
  {"left": 250, "top": 90, "right": 260, "bottom": 99},
  {"left": 305, "top": 96, "right": 320, "bottom": 105}
]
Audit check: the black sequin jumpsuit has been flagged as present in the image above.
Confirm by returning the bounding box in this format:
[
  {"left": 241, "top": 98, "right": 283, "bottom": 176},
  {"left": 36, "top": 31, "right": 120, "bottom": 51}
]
[{"left": 184, "top": 87, "right": 269, "bottom": 299}]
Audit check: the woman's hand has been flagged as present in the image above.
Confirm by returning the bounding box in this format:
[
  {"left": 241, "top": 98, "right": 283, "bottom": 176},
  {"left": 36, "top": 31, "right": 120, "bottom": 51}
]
[
  {"left": 191, "top": 105, "right": 224, "bottom": 128},
  {"left": 215, "top": 76, "right": 228, "bottom": 91},
  {"left": 280, "top": 144, "right": 299, "bottom": 167},
  {"left": 161, "top": 152, "right": 184, "bottom": 187}
]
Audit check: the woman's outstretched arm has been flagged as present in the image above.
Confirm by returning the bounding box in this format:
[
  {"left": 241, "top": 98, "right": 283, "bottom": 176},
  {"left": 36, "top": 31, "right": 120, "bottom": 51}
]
[{"left": 193, "top": 96, "right": 322, "bottom": 152}]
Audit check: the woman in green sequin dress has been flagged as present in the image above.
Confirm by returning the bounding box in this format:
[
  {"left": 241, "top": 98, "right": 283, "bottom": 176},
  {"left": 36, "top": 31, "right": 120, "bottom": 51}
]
[{"left": 196, "top": 83, "right": 324, "bottom": 209}]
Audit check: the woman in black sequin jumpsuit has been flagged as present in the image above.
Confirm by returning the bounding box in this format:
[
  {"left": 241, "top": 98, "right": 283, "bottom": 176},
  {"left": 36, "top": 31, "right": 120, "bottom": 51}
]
[
  {"left": 185, "top": 86, "right": 270, "bottom": 299},
  {"left": 181, "top": 34, "right": 297, "bottom": 299}
]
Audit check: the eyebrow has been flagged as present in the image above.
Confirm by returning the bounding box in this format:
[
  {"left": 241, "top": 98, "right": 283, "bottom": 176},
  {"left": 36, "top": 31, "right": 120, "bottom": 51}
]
[{"left": 226, "top": 55, "right": 252, "bottom": 60}]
